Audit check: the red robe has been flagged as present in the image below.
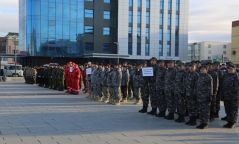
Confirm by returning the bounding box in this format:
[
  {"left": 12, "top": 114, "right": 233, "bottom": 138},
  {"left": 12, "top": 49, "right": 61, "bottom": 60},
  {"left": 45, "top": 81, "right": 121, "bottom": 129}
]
[{"left": 71, "top": 64, "right": 81, "bottom": 94}]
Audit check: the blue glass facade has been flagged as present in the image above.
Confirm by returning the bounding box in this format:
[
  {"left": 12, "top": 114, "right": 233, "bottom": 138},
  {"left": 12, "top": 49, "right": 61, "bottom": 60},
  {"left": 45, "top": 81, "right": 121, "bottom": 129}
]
[
  {"left": 128, "top": 0, "right": 133, "bottom": 55},
  {"left": 20, "top": 0, "right": 84, "bottom": 57}
]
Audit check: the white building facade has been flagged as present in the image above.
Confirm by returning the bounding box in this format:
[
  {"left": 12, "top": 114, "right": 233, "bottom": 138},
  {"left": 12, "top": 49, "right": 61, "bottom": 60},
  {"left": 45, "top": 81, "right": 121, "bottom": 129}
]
[
  {"left": 118, "top": 0, "right": 189, "bottom": 60},
  {"left": 188, "top": 42, "right": 231, "bottom": 62}
]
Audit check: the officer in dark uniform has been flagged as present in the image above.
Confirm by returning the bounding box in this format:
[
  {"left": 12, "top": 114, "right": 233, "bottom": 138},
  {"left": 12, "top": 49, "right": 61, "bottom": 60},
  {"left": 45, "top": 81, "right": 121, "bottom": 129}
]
[
  {"left": 139, "top": 61, "right": 150, "bottom": 113},
  {"left": 155, "top": 60, "right": 167, "bottom": 117},
  {"left": 174, "top": 61, "right": 187, "bottom": 122},
  {"left": 196, "top": 64, "right": 213, "bottom": 129},
  {"left": 208, "top": 62, "right": 219, "bottom": 121},
  {"left": 221, "top": 63, "right": 239, "bottom": 128},
  {"left": 147, "top": 57, "right": 158, "bottom": 115},
  {"left": 185, "top": 62, "right": 199, "bottom": 126},
  {"left": 164, "top": 60, "right": 177, "bottom": 120}
]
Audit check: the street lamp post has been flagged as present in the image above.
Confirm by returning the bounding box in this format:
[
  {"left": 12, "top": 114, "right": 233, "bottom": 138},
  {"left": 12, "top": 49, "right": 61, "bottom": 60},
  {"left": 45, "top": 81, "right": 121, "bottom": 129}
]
[{"left": 114, "top": 42, "right": 119, "bottom": 64}]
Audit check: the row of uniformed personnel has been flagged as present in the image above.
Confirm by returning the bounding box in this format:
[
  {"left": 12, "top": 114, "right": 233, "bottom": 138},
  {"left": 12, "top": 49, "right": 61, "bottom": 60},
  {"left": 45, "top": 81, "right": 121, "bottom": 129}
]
[
  {"left": 24, "top": 66, "right": 65, "bottom": 91},
  {"left": 85, "top": 58, "right": 239, "bottom": 129}
]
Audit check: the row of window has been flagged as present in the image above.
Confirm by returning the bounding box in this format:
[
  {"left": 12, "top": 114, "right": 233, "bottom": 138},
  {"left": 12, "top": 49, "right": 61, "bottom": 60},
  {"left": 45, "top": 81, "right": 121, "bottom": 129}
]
[
  {"left": 85, "top": 9, "right": 110, "bottom": 20},
  {"left": 128, "top": 0, "right": 180, "bottom": 57},
  {"left": 85, "top": 0, "right": 110, "bottom": 4},
  {"left": 84, "top": 26, "right": 110, "bottom": 35}
]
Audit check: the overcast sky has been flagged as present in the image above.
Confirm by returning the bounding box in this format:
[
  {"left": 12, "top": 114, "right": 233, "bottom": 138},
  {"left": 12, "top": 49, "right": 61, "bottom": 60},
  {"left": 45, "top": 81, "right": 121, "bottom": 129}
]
[{"left": 0, "top": 0, "right": 238, "bottom": 42}]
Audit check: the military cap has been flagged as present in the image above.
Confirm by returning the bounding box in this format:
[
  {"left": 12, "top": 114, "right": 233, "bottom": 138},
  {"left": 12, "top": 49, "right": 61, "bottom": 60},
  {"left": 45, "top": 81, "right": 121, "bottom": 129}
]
[
  {"left": 227, "top": 63, "right": 236, "bottom": 69},
  {"left": 177, "top": 61, "right": 185, "bottom": 66},
  {"left": 158, "top": 60, "right": 165, "bottom": 63},
  {"left": 167, "top": 60, "right": 174, "bottom": 63},
  {"left": 150, "top": 57, "right": 157, "bottom": 61},
  {"left": 200, "top": 63, "right": 209, "bottom": 69}
]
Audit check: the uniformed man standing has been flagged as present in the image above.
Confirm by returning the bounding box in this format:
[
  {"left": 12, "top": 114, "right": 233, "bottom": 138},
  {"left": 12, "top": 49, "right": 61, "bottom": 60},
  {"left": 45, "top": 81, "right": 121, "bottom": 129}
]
[
  {"left": 121, "top": 65, "right": 130, "bottom": 102},
  {"left": 102, "top": 65, "right": 110, "bottom": 103},
  {"left": 107, "top": 65, "right": 113, "bottom": 103},
  {"left": 128, "top": 64, "right": 135, "bottom": 99},
  {"left": 139, "top": 62, "right": 150, "bottom": 113},
  {"left": 195, "top": 64, "right": 213, "bottom": 129},
  {"left": 174, "top": 62, "right": 187, "bottom": 122},
  {"left": 221, "top": 63, "right": 239, "bottom": 128},
  {"left": 132, "top": 64, "right": 143, "bottom": 105},
  {"left": 185, "top": 63, "right": 199, "bottom": 126},
  {"left": 164, "top": 61, "right": 177, "bottom": 120},
  {"left": 155, "top": 60, "right": 167, "bottom": 117},
  {"left": 111, "top": 64, "right": 122, "bottom": 105},
  {"left": 147, "top": 57, "right": 158, "bottom": 115},
  {"left": 208, "top": 62, "right": 219, "bottom": 121}
]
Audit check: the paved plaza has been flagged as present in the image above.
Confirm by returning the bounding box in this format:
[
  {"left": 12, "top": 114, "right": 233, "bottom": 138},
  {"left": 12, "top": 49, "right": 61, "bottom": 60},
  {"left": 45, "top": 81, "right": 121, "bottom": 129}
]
[{"left": 0, "top": 81, "right": 239, "bottom": 144}]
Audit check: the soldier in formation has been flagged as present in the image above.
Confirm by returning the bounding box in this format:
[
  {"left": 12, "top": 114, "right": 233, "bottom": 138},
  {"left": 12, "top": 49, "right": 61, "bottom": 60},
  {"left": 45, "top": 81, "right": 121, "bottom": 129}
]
[{"left": 24, "top": 58, "right": 239, "bottom": 129}]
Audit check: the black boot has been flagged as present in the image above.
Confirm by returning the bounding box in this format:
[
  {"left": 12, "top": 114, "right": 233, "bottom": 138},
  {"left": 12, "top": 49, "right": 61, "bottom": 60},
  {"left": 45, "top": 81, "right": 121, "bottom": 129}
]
[
  {"left": 156, "top": 111, "right": 166, "bottom": 117},
  {"left": 147, "top": 108, "right": 157, "bottom": 115},
  {"left": 223, "top": 122, "right": 236, "bottom": 128},
  {"left": 175, "top": 115, "right": 185, "bottom": 123},
  {"left": 139, "top": 106, "right": 148, "bottom": 113},
  {"left": 196, "top": 123, "right": 208, "bottom": 129},
  {"left": 221, "top": 116, "right": 227, "bottom": 121},
  {"left": 165, "top": 113, "right": 174, "bottom": 120},
  {"left": 186, "top": 116, "right": 197, "bottom": 126}
]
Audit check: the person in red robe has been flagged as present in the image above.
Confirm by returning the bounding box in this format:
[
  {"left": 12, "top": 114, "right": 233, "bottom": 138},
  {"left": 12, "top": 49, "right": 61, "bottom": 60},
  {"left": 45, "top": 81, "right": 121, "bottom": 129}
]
[
  {"left": 71, "top": 63, "right": 81, "bottom": 95},
  {"left": 65, "top": 62, "right": 73, "bottom": 93}
]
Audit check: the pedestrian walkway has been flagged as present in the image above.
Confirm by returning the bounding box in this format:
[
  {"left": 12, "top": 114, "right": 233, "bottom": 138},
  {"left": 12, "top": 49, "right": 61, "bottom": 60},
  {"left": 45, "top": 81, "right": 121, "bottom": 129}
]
[{"left": 0, "top": 82, "right": 238, "bottom": 144}]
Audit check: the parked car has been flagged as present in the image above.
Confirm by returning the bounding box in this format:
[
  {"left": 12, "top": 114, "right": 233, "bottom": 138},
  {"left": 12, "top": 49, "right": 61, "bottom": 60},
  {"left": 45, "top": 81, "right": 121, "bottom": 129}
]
[{"left": 3, "top": 64, "right": 24, "bottom": 77}]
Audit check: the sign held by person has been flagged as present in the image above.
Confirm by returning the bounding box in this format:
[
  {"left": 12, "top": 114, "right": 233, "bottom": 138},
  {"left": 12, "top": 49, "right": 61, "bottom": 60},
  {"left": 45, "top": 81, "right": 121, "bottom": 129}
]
[{"left": 142, "top": 67, "right": 154, "bottom": 77}]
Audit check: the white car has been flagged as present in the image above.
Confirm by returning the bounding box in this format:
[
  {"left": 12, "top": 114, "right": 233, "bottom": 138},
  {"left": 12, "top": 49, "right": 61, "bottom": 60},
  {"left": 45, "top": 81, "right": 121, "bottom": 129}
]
[{"left": 3, "top": 64, "right": 24, "bottom": 77}]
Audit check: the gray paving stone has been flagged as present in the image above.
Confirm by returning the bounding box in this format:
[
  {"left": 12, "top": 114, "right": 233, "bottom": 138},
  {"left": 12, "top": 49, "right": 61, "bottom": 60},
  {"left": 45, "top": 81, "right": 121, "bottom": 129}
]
[{"left": 0, "top": 82, "right": 239, "bottom": 144}]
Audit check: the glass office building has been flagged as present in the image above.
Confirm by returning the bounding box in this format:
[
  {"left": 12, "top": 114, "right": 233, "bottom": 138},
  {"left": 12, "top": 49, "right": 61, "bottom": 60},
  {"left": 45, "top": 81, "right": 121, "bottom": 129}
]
[
  {"left": 19, "top": 0, "right": 85, "bottom": 57},
  {"left": 20, "top": 0, "right": 188, "bottom": 60}
]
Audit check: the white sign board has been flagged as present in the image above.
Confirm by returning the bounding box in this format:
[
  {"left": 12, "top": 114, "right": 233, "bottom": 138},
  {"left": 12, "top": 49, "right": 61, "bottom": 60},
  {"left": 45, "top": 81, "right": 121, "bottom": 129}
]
[
  {"left": 86, "top": 68, "right": 92, "bottom": 75},
  {"left": 142, "top": 67, "right": 154, "bottom": 77}
]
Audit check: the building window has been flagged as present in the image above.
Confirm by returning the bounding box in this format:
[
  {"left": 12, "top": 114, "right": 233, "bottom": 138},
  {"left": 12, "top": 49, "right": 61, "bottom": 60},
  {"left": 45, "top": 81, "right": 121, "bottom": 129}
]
[
  {"left": 84, "top": 26, "right": 94, "bottom": 34},
  {"left": 208, "top": 44, "right": 211, "bottom": 48},
  {"left": 138, "top": 0, "right": 141, "bottom": 9},
  {"left": 129, "top": 11, "right": 133, "bottom": 24},
  {"left": 103, "top": 27, "right": 110, "bottom": 35},
  {"left": 167, "top": 43, "right": 171, "bottom": 56},
  {"left": 128, "top": 0, "right": 133, "bottom": 55},
  {"left": 146, "top": 11, "right": 150, "bottom": 24},
  {"left": 85, "top": 9, "right": 93, "bottom": 18},
  {"left": 129, "top": 0, "right": 133, "bottom": 8},
  {"left": 85, "top": 0, "right": 94, "bottom": 2},
  {"left": 145, "top": 43, "right": 150, "bottom": 56},
  {"left": 128, "top": 42, "right": 132, "bottom": 55},
  {"left": 137, "top": 27, "right": 141, "bottom": 37},
  {"left": 104, "top": 11, "right": 110, "bottom": 20},
  {"left": 137, "top": 42, "right": 141, "bottom": 55},
  {"left": 168, "top": 0, "right": 172, "bottom": 10},
  {"left": 137, "top": 11, "right": 141, "bottom": 24},
  {"left": 160, "top": 0, "right": 164, "bottom": 10},
  {"left": 146, "top": 0, "right": 150, "bottom": 10},
  {"left": 104, "top": 0, "right": 110, "bottom": 4}
]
